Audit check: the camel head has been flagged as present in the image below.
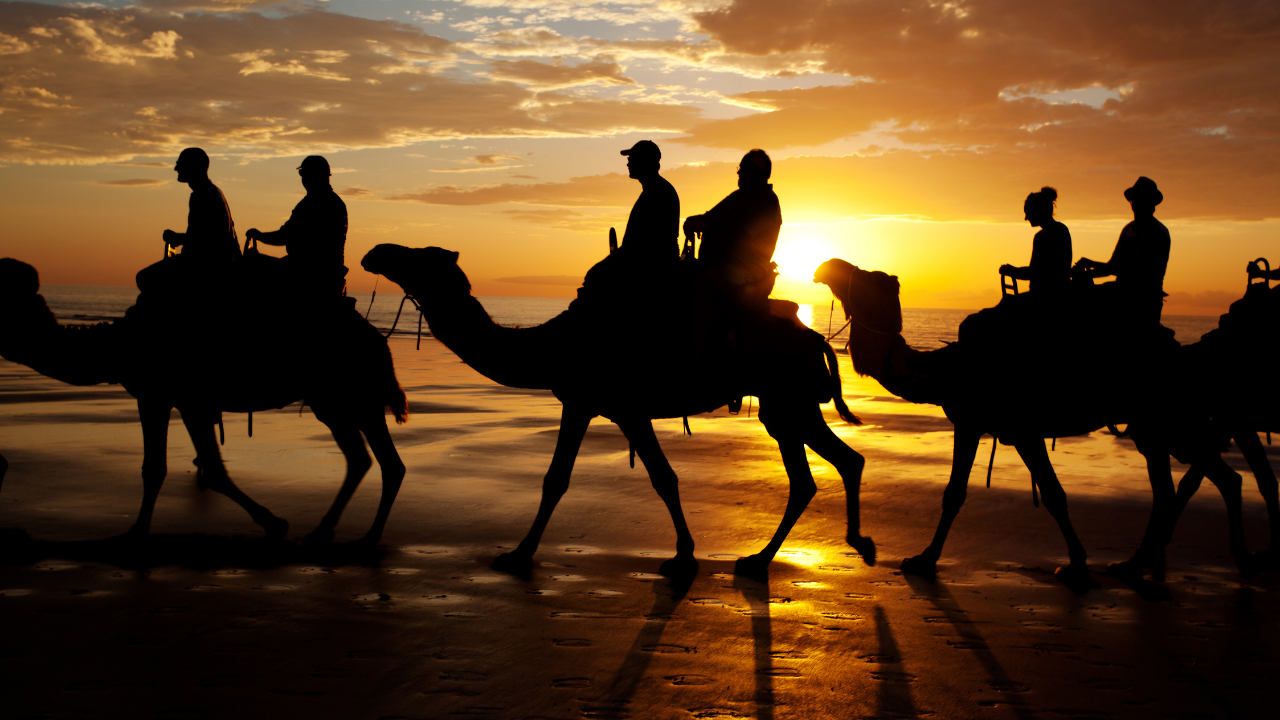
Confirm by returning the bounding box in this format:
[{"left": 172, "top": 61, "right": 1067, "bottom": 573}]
[
  {"left": 361, "top": 244, "right": 471, "bottom": 297},
  {"left": 0, "top": 258, "right": 40, "bottom": 300},
  {"left": 814, "top": 258, "right": 903, "bottom": 336}
]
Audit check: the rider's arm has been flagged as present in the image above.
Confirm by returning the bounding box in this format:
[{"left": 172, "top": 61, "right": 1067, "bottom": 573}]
[{"left": 1000, "top": 264, "right": 1031, "bottom": 281}]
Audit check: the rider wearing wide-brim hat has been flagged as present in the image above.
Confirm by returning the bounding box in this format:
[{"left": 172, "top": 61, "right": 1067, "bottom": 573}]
[{"left": 1074, "top": 176, "right": 1171, "bottom": 324}]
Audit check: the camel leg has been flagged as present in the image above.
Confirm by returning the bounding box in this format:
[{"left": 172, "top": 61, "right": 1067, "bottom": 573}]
[
  {"left": 492, "top": 406, "right": 593, "bottom": 576},
  {"left": 616, "top": 418, "right": 697, "bottom": 577},
  {"left": 798, "top": 410, "right": 871, "bottom": 565},
  {"left": 1120, "top": 445, "right": 1177, "bottom": 579},
  {"left": 1202, "top": 456, "right": 1252, "bottom": 576},
  {"left": 734, "top": 435, "right": 817, "bottom": 579},
  {"left": 1236, "top": 432, "right": 1280, "bottom": 561},
  {"left": 1017, "top": 440, "right": 1090, "bottom": 584},
  {"left": 304, "top": 423, "right": 373, "bottom": 545},
  {"left": 127, "top": 399, "right": 171, "bottom": 538},
  {"left": 357, "top": 417, "right": 405, "bottom": 546},
  {"left": 179, "top": 409, "right": 288, "bottom": 540},
  {"left": 901, "top": 427, "right": 982, "bottom": 578},
  {"left": 1173, "top": 466, "right": 1206, "bottom": 523}
]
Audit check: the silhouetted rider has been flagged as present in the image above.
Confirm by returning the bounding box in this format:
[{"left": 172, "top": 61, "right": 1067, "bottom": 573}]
[
  {"left": 999, "top": 186, "right": 1071, "bottom": 297},
  {"left": 245, "top": 156, "right": 348, "bottom": 295},
  {"left": 162, "top": 148, "right": 240, "bottom": 267},
  {"left": 619, "top": 140, "right": 679, "bottom": 267},
  {"left": 1075, "top": 176, "right": 1170, "bottom": 324},
  {"left": 684, "top": 149, "right": 782, "bottom": 307}
]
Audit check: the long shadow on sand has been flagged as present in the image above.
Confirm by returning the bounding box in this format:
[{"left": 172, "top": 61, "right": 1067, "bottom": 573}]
[
  {"left": 871, "top": 604, "right": 920, "bottom": 718},
  {"left": 0, "top": 528, "right": 387, "bottom": 572},
  {"left": 580, "top": 567, "right": 695, "bottom": 719},
  {"left": 904, "top": 575, "right": 1036, "bottom": 719},
  {"left": 733, "top": 571, "right": 776, "bottom": 720}
]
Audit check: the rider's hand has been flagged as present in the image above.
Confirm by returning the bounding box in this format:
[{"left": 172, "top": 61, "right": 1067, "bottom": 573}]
[
  {"left": 683, "top": 215, "right": 705, "bottom": 235},
  {"left": 162, "top": 229, "right": 177, "bottom": 244},
  {"left": 1247, "top": 260, "right": 1262, "bottom": 278},
  {"left": 999, "top": 264, "right": 1016, "bottom": 275},
  {"left": 245, "top": 228, "right": 260, "bottom": 240}
]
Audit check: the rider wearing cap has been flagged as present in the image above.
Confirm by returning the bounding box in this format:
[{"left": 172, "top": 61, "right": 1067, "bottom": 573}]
[
  {"left": 245, "top": 155, "right": 348, "bottom": 295},
  {"left": 162, "top": 148, "right": 240, "bottom": 267},
  {"left": 618, "top": 140, "right": 680, "bottom": 267},
  {"left": 683, "top": 149, "right": 782, "bottom": 307},
  {"left": 1075, "top": 176, "right": 1171, "bottom": 324}
]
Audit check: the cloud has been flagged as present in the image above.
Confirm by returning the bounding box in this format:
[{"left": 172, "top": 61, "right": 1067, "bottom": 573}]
[
  {"left": 493, "top": 274, "right": 581, "bottom": 286},
  {"left": 474, "top": 154, "right": 522, "bottom": 164},
  {"left": 114, "top": 161, "right": 168, "bottom": 167},
  {"left": 671, "top": 0, "right": 1280, "bottom": 220},
  {"left": 386, "top": 173, "right": 635, "bottom": 207},
  {"left": 338, "top": 186, "right": 372, "bottom": 197},
  {"left": 499, "top": 208, "right": 610, "bottom": 233},
  {"left": 93, "top": 178, "right": 167, "bottom": 186},
  {"left": 0, "top": 4, "right": 700, "bottom": 165},
  {"left": 488, "top": 57, "right": 635, "bottom": 89}
]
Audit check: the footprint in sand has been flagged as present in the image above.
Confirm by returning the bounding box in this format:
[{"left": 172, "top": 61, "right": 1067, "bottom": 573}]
[
  {"left": 666, "top": 675, "right": 714, "bottom": 686},
  {"left": 551, "top": 677, "right": 593, "bottom": 688},
  {"left": 526, "top": 589, "right": 560, "bottom": 596},
  {"left": 844, "top": 592, "right": 875, "bottom": 600},
  {"left": 553, "top": 638, "right": 592, "bottom": 647},
  {"left": 688, "top": 708, "right": 751, "bottom": 719},
  {"left": 771, "top": 650, "right": 808, "bottom": 660},
  {"left": 821, "top": 612, "right": 861, "bottom": 621},
  {"left": 211, "top": 569, "right": 249, "bottom": 577},
  {"left": 551, "top": 574, "right": 586, "bottom": 582},
  {"left": 588, "top": 589, "right": 624, "bottom": 598},
  {"left": 760, "top": 667, "right": 802, "bottom": 677},
  {"left": 297, "top": 567, "right": 335, "bottom": 575},
  {"left": 385, "top": 568, "right": 421, "bottom": 575},
  {"left": 858, "top": 653, "right": 898, "bottom": 663},
  {"left": 351, "top": 593, "right": 391, "bottom": 603},
  {"left": 791, "top": 581, "right": 824, "bottom": 588},
  {"left": 629, "top": 572, "right": 664, "bottom": 581},
  {"left": 643, "top": 644, "right": 695, "bottom": 654},
  {"left": 989, "top": 681, "right": 1030, "bottom": 693}
]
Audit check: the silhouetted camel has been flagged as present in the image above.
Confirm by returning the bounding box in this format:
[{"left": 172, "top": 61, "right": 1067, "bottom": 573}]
[
  {"left": 814, "top": 258, "right": 1250, "bottom": 583},
  {"left": 361, "top": 244, "right": 872, "bottom": 578},
  {"left": 0, "top": 258, "right": 407, "bottom": 546},
  {"left": 1167, "top": 266, "right": 1280, "bottom": 566}
]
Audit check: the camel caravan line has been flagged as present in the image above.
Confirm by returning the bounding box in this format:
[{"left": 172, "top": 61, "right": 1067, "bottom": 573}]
[{"left": 1, "top": 242, "right": 1276, "bottom": 588}]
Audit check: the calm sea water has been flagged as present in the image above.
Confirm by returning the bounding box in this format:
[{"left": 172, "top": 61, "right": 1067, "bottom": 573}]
[{"left": 37, "top": 284, "right": 1223, "bottom": 350}]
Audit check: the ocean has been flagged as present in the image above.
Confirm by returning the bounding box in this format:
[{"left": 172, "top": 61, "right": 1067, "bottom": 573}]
[{"left": 36, "top": 284, "right": 1223, "bottom": 350}]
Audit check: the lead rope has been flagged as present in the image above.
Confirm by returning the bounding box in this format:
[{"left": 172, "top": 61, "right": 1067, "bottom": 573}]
[
  {"left": 683, "top": 416, "right": 692, "bottom": 436},
  {"left": 365, "top": 276, "right": 379, "bottom": 320},
  {"left": 248, "top": 411, "right": 253, "bottom": 438},
  {"left": 629, "top": 445, "right": 635, "bottom": 469}
]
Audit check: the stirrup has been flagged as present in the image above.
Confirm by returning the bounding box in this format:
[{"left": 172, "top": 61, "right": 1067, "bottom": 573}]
[{"left": 728, "top": 396, "right": 743, "bottom": 414}]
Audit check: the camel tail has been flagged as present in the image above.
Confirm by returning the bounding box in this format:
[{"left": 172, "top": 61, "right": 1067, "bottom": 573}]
[{"left": 823, "top": 341, "right": 861, "bottom": 425}]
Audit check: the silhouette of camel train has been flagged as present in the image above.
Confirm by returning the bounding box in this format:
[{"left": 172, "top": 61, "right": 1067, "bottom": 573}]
[{"left": 1, "top": 146, "right": 1276, "bottom": 590}]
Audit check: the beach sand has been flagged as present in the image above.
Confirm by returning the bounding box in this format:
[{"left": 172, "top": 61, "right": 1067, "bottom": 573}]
[{"left": 1, "top": 336, "right": 1277, "bottom": 720}]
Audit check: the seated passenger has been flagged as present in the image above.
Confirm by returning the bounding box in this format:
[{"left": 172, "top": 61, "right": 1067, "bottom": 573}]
[
  {"left": 683, "top": 149, "right": 782, "bottom": 310},
  {"left": 618, "top": 140, "right": 679, "bottom": 269},
  {"left": 1074, "top": 176, "right": 1170, "bottom": 325},
  {"left": 999, "top": 186, "right": 1071, "bottom": 299},
  {"left": 161, "top": 147, "right": 240, "bottom": 269},
  {"left": 244, "top": 155, "right": 348, "bottom": 296}
]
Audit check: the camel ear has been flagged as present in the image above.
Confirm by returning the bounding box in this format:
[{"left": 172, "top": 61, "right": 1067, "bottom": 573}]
[{"left": 449, "top": 251, "right": 459, "bottom": 264}]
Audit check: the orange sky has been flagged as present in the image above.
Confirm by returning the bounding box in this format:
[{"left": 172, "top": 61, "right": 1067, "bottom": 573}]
[{"left": 2, "top": 0, "right": 1277, "bottom": 314}]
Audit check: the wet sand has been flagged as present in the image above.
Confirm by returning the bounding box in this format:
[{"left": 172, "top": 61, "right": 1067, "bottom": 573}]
[{"left": 2, "top": 337, "right": 1278, "bottom": 720}]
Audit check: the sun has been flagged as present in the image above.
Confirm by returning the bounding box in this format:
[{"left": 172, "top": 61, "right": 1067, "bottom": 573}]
[{"left": 771, "top": 235, "right": 833, "bottom": 282}]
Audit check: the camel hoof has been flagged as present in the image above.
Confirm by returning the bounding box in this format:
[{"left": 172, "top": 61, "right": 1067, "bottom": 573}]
[
  {"left": 733, "top": 554, "right": 770, "bottom": 582},
  {"left": 659, "top": 554, "right": 699, "bottom": 580},
  {"left": 492, "top": 551, "right": 534, "bottom": 580},
  {"left": 848, "top": 535, "right": 877, "bottom": 566},
  {"left": 900, "top": 554, "right": 937, "bottom": 579},
  {"left": 260, "top": 515, "right": 289, "bottom": 542},
  {"left": 1054, "top": 563, "right": 1097, "bottom": 592}
]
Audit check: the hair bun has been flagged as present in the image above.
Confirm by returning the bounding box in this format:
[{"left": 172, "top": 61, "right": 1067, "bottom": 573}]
[{"left": 1039, "top": 187, "right": 1058, "bottom": 202}]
